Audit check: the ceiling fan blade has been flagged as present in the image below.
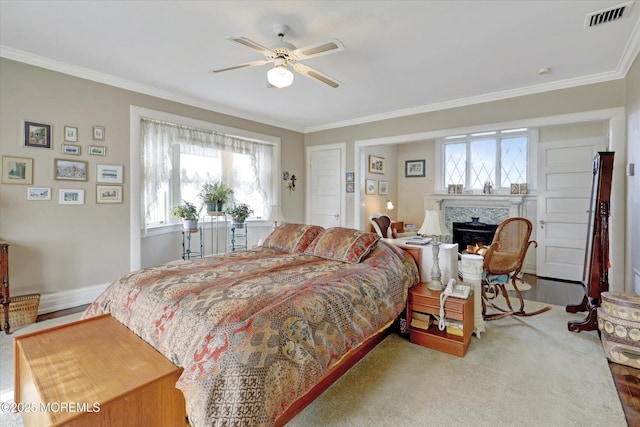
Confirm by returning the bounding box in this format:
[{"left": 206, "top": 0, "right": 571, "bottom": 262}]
[
  {"left": 211, "top": 60, "right": 269, "bottom": 73},
  {"left": 293, "top": 63, "right": 341, "bottom": 88},
  {"left": 226, "top": 36, "right": 273, "bottom": 54},
  {"left": 291, "top": 38, "right": 344, "bottom": 60}
]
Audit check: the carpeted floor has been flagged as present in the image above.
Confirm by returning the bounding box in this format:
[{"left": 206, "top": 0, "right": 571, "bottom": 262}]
[{"left": 0, "top": 301, "right": 626, "bottom": 427}]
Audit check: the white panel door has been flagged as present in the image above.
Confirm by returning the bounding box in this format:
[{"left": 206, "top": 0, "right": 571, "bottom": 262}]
[
  {"left": 307, "top": 146, "right": 344, "bottom": 228},
  {"left": 536, "top": 137, "right": 607, "bottom": 280}
]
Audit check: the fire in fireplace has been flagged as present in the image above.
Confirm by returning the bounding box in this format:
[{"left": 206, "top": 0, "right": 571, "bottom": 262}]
[{"left": 452, "top": 217, "right": 498, "bottom": 249}]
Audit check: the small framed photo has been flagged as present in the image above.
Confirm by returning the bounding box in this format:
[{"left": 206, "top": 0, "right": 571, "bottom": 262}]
[
  {"left": 97, "top": 185, "right": 123, "bottom": 204},
  {"left": 23, "top": 121, "right": 52, "bottom": 149},
  {"left": 346, "top": 182, "right": 355, "bottom": 193},
  {"left": 92, "top": 125, "right": 105, "bottom": 141},
  {"left": 447, "top": 184, "right": 456, "bottom": 194},
  {"left": 510, "top": 183, "right": 520, "bottom": 194},
  {"left": 456, "top": 184, "right": 463, "bottom": 194},
  {"left": 519, "top": 183, "right": 528, "bottom": 194},
  {"left": 368, "top": 155, "right": 385, "bottom": 174},
  {"left": 88, "top": 145, "right": 106, "bottom": 156},
  {"left": 405, "top": 159, "right": 425, "bottom": 177},
  {"left": 379, "top": 180, "right": 389, "bottom": 195},
  {"left": 55, "top": 158, "right": 88, "bottom": 181},
  {"left": 59, "top": 189, "right": 85, "bottom": 205},
  {"left": 64, "top": 126, "right": 78, "bottom": 142},
  {"left": 61, "top": 144, "right": 81, "bottom": 155},
  {"left": 365, "top": 179, "right": 377, "bottom": 195},
  {"left": 2, "top": 156, "right": 33, "bottom": 184},
  {"left": 96, "top": 164, "right": 123, "bottom": 183},
  {"left": 27, "top": 187, "right": 51, "bottom": 200},
  {"left": 346, "top": 172, "right": 354, "bottom": 183}
]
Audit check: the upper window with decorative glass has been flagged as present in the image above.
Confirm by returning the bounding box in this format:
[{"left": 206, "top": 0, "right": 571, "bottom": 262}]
[{"left": 442, "top": 128, "right": 528, "bottom": 193}]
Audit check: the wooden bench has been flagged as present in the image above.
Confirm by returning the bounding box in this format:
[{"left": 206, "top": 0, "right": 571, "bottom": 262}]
[{"left": 14, "top": 314, "right": 186, "bottom": 426}]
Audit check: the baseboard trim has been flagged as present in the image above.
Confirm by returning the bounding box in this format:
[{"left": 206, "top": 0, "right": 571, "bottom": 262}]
[{"left": 38, "top": 283, "right": 110, "bottom": 314}]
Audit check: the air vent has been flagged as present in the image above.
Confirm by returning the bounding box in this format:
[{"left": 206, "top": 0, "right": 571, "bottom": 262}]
[{"left": 585, "top": 2, "right": 633, "bottom": 28}]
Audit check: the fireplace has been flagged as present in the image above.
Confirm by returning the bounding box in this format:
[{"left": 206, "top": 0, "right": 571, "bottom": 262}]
[{"left": 452, "top": 217, "right": 498, "bottom": 248}]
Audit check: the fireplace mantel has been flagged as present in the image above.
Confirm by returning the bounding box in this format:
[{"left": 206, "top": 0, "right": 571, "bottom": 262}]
[{"left": 426, "top": 194, "right": 527, "bottom": 217}]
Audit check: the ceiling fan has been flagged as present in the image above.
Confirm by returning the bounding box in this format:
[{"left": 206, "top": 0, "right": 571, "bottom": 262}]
[{"left": 211, "top": 24, "right": 344, "bottom": 89}]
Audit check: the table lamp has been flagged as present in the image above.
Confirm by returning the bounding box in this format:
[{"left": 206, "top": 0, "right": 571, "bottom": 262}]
[
  {"left": 418, "top": 210, "right": 449, "bottom": 291},
  {"left": 386, "top": 200, "right": 394, "bottom": 216},
  {"left": 268, "top": 205, "right": 286, "bottom": 230}
]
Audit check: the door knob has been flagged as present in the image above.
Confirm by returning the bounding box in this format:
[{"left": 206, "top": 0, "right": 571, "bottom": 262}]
[
  {"left": 334, "top": 214, "right": 340, "bottom": 220},
  {"left": 539, "top": 220, "right": 545, "bottom": 229}
]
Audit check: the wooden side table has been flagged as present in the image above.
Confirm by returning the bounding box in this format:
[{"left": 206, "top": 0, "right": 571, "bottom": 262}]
[{"left": 407, "top": 283, "right": 474, "bottom": 357}]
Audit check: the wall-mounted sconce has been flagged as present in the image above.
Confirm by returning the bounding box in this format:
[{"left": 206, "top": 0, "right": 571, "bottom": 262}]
[{"left": 287, "top": 174, "right": 296, "bottom": 193}]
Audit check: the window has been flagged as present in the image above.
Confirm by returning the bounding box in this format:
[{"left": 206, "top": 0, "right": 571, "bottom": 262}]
[
  {"left": 443, "top": 128, "right": 528, "bottom": 191},
  {"left": 141, "top": 118, "right": 275, "bottom": 230}
]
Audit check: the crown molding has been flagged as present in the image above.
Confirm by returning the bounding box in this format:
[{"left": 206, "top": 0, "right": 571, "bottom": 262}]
[
  {"left": 303, "top": 70, "right": 625, "bottom": 133},
  {"left": 0, "top": 46, "right": 303, "bottom": 133}
]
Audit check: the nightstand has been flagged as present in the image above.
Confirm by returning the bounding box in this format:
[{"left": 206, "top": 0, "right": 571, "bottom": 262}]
[{"left": 407, "top": 283, "right": 474, "bottom": 357}]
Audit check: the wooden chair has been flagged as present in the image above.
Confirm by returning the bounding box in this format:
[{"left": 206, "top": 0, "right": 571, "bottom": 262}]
[
  {"left": 369, "top": 213, "right": 396, "bottom": 238},
  {"left": 481, "top": 217, "right": 551, "bottom": 320}
]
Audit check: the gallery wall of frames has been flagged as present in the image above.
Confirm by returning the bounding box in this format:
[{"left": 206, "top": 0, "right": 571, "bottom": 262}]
[{"left": 1, "top": 120, "right": 123, "bottom": 204}]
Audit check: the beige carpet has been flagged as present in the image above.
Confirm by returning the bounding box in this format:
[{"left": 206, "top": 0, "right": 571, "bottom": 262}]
[{"left": 0, "top": 302, "right": 626, "bottom": 427}]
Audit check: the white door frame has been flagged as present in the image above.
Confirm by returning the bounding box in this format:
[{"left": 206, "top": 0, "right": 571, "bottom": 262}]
[
  {"left": 354, "top": 107, "right": 626, "bottom": 292},
  {"left": 305, "top": 143, "right": 347, "bottom": 226}
]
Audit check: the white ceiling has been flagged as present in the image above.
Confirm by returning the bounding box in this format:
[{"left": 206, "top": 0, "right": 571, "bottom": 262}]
[{"left": 1, "top": 1, "right": 639, "bottom": 133}]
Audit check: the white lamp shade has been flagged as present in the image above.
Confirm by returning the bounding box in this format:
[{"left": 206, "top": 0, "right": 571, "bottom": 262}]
[
  {"left": 268, "top": 205, "right": 286, "bottom": 223},
  {"left": 386, "top": 200, "right": 394, "bottom": 211},
  {"left": 267, "top": 65, "right": 294, "bottom": 88},
  {"left": 418, "top": 210, "right": 448, "bottom": 237}
]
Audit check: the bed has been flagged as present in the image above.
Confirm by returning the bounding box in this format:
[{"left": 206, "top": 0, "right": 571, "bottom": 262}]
[{"left": 83, "top": 224, "right": 420, "bottom": 426}]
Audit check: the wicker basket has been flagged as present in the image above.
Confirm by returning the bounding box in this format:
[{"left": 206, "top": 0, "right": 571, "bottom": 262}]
[{"left": 2, "top": 293, "right": 40, "bottom": 328}]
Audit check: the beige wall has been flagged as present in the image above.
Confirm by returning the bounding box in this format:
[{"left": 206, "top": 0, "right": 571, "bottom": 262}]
[
  {"left": 306, "top": 80, "right": 626, "bottom": 229},
  {"left": 626, "top": 54, "right": 640, "bottom": 293},
  {"left": 0, "top": 58, "right": 304, "bottom": 303}
]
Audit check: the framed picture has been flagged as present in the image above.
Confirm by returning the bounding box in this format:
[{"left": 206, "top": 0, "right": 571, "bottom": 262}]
[
  {"left": 456, "top": 184, "right": 463, "bottom": 194},
  {"left": 405, "top": 159, "right": 425, "bottom": 177},
  {"left": 55, "top": 158, "right": 88, "bottom": 181},
  {"left": 59, "top": 189, "right": 85, "bottom": 205},
  {"left": 89, "top": 145, "right": 106, "bottom": 156},
  {"left": 346, "top": 182, "right": 355, "bottom": 193},
  {"left": 2, "top": 156, "right": 33, "bottom": 184},
  {"left": 93, "top": 125, "right": 105, "bottom": 141},
  {"left": 96, "top": 164, "right": 123, "bottom": 183},
  {"left": 448, "top": 184, "right": 457, "bottom": 194},
  {"left": 64, "top": 126, "right": 78, "bottom": 142},
  {"left": 510, "top": 183, "right": 520, "bottom": 194},
  {"left": 346, "top": 172, "right": 354, "bottom": 183},
  {"left": 379, "top": 180, "right": 389, "bottom": 195},
  {"left": 23, "top": 121, "right": 52, "bottom": 149},
  {"left": 368, "top": 155, "right": 385, "bottom": 174},
  {"left": 519, "top": 183, "right": 528, "bottom": 194},
  {"left": 97, "top": 185, "right": 123, "bottom": 203},
  {"left": 61, "top": 144, "right": 81, "bottom": 155},
  {"left": 27, "top": 187, "right": 51, "bottom": 200},
  {"left": 365, "top": 179, "right": 377, "bottom": 195}
]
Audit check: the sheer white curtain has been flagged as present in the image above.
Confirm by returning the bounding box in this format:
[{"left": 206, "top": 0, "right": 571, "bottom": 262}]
[{"left": 140, "top": 118, "right": 273, "bottom": 232}]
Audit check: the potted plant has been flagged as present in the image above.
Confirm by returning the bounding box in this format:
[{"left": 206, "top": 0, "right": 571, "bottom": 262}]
[
  {"left": 170, "top": 200, "right": 199, "bottom": 230},
  {"left": 225, "top": 202, "right": 253, "bottom": 224},
  {"left": 199, "top": 181, "right": 233, "bottom": 214}
]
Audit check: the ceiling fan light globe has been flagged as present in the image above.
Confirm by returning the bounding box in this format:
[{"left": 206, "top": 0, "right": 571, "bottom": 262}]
[{"left": 267, "top": 65, "right": 293, "bottom": 88}]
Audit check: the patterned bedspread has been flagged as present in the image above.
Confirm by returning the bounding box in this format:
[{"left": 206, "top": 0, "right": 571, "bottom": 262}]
[{"left": 83, "top": 241, "right": 418, "bottom": 427}]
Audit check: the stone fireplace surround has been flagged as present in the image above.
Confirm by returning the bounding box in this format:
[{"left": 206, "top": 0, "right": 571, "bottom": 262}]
[{"left": 425, "top": 194, "right": 526, "bottom": 243}]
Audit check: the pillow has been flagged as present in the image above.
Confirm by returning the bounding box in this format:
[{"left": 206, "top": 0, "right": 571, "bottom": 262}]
[
  {"left": 304, "top": 227, "right": 380, "bottom": 264},
  {"left": 261, "top": 223, "right": 324, "bottom": 253}
]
